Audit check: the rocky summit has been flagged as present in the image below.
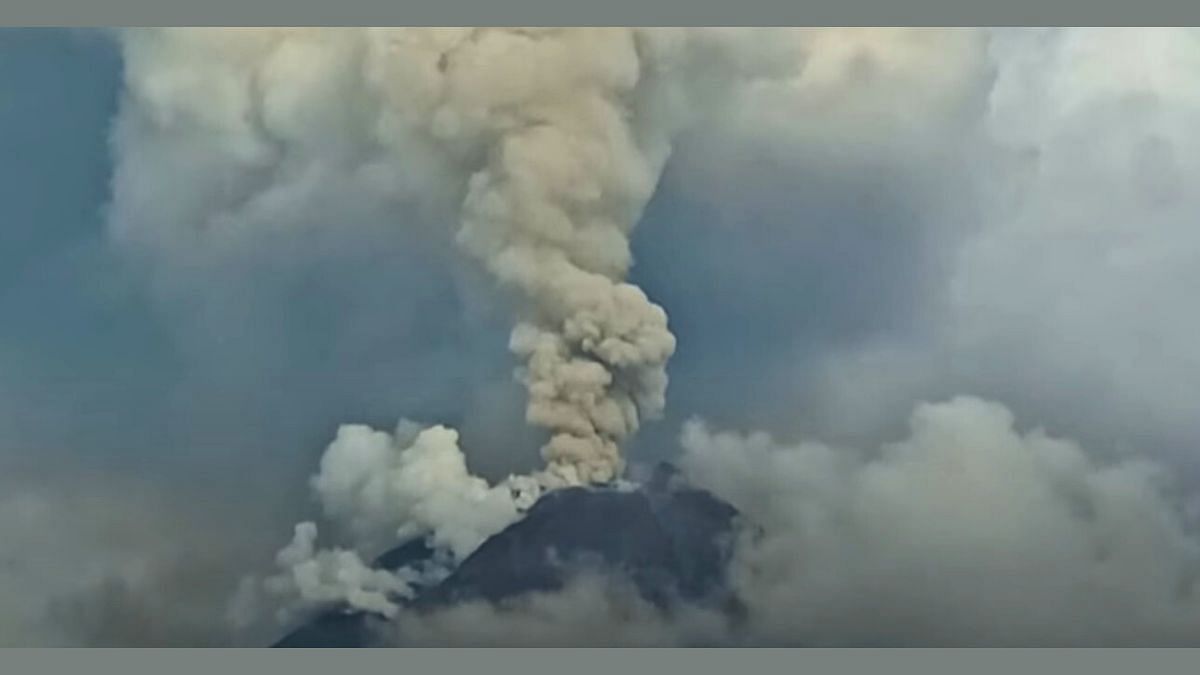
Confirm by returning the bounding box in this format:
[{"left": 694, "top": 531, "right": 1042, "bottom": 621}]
[{"left": 273, "top": 464, "right": 744, "bottom": 647}]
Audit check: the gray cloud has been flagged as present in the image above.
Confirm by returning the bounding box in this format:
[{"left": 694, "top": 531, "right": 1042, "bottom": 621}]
[{"left": 0, "top": 462, "right": 280, "bottom": 646}]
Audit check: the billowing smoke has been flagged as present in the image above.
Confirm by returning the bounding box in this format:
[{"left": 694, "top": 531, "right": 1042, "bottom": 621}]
[
  {"left": 109, "top": 27, "right": 798, "bottom": 488},
  {"left": 0, "top": 464, "right": 279, "bottom": 647},
  {"left": 301, "top": 395, "right": 1200, "bottom": 647},
  {"left": 681, "top": 397, "right": 1200, "bottom": 646},
  {"left": 385, "top": 572, "right": 732, "bottom": 647},
  {"left": 243, "top": 521, "right": 419, "bottom": 625},
  {"left": 228, "top": 421, "right": 543, "bottom": 627},
  {"left": 440, "top": 29, "right": 673, "bottom": 486},
  {"left": 107, "top": 27, "right": 808, "bottom": 624},
  {"left": 309, "top": 421, "right": 540, "bottom": 556},
  {"left": 385, "top": 28, "right": 799, "bottom": 485},
  {"left": 47, "top": 27, "right": 1200, "bottom": 645}
]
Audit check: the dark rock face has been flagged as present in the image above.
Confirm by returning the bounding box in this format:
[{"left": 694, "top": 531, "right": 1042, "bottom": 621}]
[
  {"left": 272, "top": 609, "right": 392, "bottom": 648},
  {"left": 273, "top": 464, "right": 742, "bottom": 647}
]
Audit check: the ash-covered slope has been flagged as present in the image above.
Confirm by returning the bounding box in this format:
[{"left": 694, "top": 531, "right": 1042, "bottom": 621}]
[{"left": 274, "top": 464, "right": 743, "bottom": 647}]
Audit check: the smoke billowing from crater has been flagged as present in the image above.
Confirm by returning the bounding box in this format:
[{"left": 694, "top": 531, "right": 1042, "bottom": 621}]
[
  {"left": 8, "top": 27, "right": 1200, "bottom": 646},
  {"left": 109, "top": 27, "right": 801, "bottom": 487}
]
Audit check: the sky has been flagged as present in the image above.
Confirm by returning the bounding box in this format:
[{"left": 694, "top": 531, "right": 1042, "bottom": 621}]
[{"left": 4, "top": 27, "right": 1200, "bottom": 645}]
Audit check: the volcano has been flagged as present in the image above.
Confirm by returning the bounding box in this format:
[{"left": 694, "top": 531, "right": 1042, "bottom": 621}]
[{"left": 273, "top": 463, "right": 744, "bottom": 647}]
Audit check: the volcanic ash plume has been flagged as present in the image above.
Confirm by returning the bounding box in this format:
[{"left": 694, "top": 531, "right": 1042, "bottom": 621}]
[
  {"left": 112, "top": 28, "right": 801, "bottom": 488},
  {"left": 425, "top": 29, "right": 677, "bottom": 485},
  {"left": 431, "top": 27, "right": 805, "bottom": 483},
  {"left": 110, "top": 27, "right": 802, "bottom": 629}
]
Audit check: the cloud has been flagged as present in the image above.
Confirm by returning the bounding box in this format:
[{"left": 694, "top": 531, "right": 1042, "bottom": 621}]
[
  {"left": 9, "top": 27, "right": 1200, "bottom": 646},
  {"left": 680, "top": 396, "right": 1200, "bottom": 646},
  {"left": 308, "top": 420, "right": 538, "bottom": 557},
  {"left": 384, "top": 572, "right": 731, "bottom": 647},
  {"left": 941, "top": 28, "right": 1200, "bottom": 460},
  {"left": 0, "top": 464, "right": 278, "bottom": 646},
  {"left": 626, "top": 29, "right": 993, "bottom": 452},
  {"left": 637, "top": 28, "right": 1200, "bottom": 474}
]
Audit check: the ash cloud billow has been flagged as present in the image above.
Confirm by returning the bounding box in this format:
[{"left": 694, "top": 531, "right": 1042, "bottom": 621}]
[
  {"left": 109, "top": 28, "right": 799, "bottom": 489},
  {"left": 681, "top": 397, "right": 1200, "bottom": 646},
  {"left": 108, "top": 27, "right": 808, "bottom": 634},
  {"left": 8, "top": 27, "right": 1200, "bottom": 646}
]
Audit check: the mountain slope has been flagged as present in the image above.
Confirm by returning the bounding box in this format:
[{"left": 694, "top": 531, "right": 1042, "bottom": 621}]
[{"left": 273, "top": 464, "right": 742, "bottom": 647}]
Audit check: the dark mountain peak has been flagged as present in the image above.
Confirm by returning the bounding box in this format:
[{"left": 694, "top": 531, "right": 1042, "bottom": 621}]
[{"left": 273, "top": 464, "right": 742, "bottom": 647}]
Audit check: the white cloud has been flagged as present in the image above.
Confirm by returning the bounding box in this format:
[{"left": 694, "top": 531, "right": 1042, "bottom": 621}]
[{"left": 681, "top": 396, "right": 1200, "bottom": 645}]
